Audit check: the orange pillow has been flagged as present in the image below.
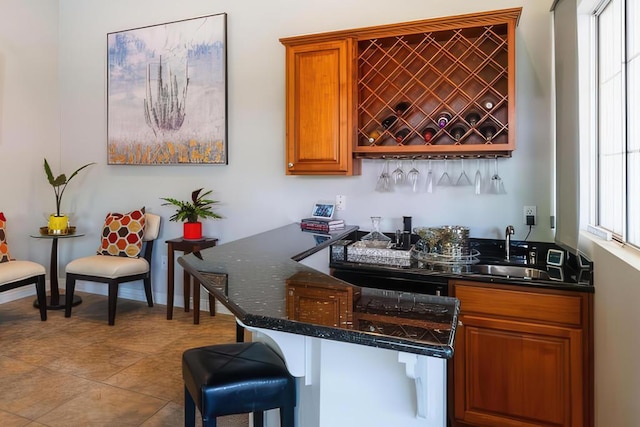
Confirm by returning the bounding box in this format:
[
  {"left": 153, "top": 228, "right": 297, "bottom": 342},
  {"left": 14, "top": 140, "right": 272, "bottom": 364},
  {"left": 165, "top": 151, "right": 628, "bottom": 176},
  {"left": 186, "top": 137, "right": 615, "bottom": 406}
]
[
  {"left": 0, "top": 212, "right": 11, "bottom": 263},
  {"left": 97, "top": 208, "right": 145, "bottom": 258}
]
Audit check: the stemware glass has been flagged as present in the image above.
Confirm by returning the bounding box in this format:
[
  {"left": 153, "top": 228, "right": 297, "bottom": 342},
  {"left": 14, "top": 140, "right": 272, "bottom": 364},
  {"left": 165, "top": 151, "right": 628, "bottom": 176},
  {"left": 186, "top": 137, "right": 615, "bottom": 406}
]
[
  {"left": 407, "top": 159, "right": 420, "bottom": 192},
  {"left": 474, "top": 158, "right": 483, "bottom": 195},
  {"left": 361, "top": 216, "right": 392, "bottom": 244},
  {"left": 392, "top": 160, "right": 405, "bottom": 185},
  {"left": 425, "top": 159, "right": 434, "bottom": 193},
  {"left": 488, "top": 157, "right": 507, "bottom": 194},
  {"left": 437, "top": 157, "right": 452, "bottom": 186},
  {"left": 375, "top": 160, "right": 392, "bottom": 192},
  {"left": 456, "top": 157, "right": 472, "bottom": 186}
]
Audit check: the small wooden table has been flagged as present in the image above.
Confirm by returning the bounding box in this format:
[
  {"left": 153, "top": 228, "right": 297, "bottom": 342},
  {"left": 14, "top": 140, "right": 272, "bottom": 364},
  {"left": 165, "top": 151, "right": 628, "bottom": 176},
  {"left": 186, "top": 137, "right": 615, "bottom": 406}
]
[{"left": 166, "top": 237, "right": 218, "bottom": 324}]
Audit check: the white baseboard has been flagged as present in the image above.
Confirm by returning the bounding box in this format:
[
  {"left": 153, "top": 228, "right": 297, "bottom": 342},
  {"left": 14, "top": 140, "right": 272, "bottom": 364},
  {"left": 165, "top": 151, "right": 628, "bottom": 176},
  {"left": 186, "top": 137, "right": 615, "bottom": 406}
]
[{"left": 1, "top": 279, "right": 232, "bottom": 316}]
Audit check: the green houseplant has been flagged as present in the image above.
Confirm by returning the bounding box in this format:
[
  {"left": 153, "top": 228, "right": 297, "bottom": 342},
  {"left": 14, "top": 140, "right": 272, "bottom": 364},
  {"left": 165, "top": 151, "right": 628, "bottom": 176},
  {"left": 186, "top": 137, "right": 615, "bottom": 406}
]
[
  {"left": 43, "top": 158, "right": 95, "bottom": 233},
  {"left": 161, "top": 188, "right": 222, "bottom": 240}
]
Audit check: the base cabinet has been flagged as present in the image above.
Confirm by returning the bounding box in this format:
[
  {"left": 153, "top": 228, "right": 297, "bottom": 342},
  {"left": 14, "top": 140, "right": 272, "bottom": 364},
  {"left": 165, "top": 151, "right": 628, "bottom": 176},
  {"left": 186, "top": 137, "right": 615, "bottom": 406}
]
[{"left": 451, "top": 281, "right": 593, "bottom": 427}]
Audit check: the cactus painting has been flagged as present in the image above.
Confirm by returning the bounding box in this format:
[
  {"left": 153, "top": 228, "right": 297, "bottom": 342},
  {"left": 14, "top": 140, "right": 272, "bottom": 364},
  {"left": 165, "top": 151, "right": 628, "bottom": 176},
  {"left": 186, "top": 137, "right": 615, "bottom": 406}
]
[{"left": 107, "top": 13, "right": 227, "bottom": 165}]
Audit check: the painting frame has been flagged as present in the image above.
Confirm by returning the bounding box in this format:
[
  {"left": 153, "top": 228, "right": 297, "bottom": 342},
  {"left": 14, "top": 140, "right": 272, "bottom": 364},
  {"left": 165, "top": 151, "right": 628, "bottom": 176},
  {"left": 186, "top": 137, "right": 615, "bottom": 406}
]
[{"left": 107, "top": 13, "right": 227, "bottom": 165}]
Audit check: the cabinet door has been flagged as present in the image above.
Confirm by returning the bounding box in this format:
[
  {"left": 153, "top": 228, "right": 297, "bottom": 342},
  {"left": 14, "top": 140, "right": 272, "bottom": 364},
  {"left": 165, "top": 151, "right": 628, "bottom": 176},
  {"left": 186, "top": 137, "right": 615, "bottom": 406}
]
[
  {"left": 454, "top": 314, "right": 584, "bottom": 427},
  {"left": 286, "top": 284, "right": 352, "bottom": 328},
  {"left": 284, "top": 39, "right": 359, "bottom": 175}
]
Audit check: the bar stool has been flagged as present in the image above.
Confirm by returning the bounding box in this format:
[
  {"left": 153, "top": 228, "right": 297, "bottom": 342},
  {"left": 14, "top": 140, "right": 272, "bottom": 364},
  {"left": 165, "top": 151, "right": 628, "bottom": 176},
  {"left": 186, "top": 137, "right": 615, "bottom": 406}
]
[{"left": 182, "top": 342, "right": 296, "bottom": 427}]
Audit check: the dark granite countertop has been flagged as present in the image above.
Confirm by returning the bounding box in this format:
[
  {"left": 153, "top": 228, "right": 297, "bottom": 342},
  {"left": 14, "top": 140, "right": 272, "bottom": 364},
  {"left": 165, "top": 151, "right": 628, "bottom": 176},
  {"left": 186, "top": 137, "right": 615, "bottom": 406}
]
[{"left": 178, "top": 223, "right": 460, "bottom": 358}]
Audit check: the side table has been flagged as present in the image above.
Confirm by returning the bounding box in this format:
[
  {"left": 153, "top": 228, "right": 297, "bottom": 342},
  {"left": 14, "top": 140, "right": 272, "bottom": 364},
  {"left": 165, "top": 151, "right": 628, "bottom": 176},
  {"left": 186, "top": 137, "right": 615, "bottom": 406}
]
[
  {"left": 166, "top": 237, "right": 218, "bottom": 324},
  {"left": 30, "top": 231, "right": 85, "bottom": 310}
]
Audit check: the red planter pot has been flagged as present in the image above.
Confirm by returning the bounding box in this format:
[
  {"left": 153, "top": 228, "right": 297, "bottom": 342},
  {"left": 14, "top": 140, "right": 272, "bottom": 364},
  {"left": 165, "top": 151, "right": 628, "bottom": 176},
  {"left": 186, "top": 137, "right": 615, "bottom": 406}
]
[{"left": 183, "top": 222, "right": 202, "bottom": 240}]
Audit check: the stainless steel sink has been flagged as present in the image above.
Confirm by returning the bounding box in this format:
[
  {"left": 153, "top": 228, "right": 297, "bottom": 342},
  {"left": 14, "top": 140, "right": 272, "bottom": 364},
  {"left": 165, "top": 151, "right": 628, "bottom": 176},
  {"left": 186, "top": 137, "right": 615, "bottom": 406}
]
[{"left": 471, "top": 264, "right": 549, "bottom": 280}]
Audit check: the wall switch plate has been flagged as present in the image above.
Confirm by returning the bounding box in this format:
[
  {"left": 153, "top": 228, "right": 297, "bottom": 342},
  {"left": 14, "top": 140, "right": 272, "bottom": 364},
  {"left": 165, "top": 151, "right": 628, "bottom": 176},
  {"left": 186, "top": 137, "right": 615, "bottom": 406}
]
[
  {"left": 523, "top": 205, "right": 536, "bottom": 225},
  {"left": 336, "top": 195, "right": 346, "bottom": 211}
]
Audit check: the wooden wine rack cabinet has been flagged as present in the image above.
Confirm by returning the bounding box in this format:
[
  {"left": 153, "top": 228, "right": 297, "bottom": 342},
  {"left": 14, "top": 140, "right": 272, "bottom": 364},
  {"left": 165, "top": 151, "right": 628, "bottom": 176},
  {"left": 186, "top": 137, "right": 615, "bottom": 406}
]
[{"left": 281, "top": 8, "right": 521, "bottom": 175}]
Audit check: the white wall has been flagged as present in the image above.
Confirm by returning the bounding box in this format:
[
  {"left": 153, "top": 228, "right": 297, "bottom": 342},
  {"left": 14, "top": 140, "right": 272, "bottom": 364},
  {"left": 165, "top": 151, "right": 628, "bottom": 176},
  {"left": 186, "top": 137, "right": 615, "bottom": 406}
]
[
  {"left": 0, "top": 0, "right": 60, "bottom": 268},
  {"left": 49, "top": 0, "right": 555, "bottom": 302}
]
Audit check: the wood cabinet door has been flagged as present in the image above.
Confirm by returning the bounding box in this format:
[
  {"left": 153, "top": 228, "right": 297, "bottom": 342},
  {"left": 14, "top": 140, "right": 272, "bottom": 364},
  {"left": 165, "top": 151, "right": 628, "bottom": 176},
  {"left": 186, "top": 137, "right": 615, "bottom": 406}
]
[
  {"left": 454, "top": 314, "right": 584, "bottom": 427},
  {"left": 284, "top": 39, "right": 358, "bottom": 175},
  {"left": 286, "top": 284, "right": 352, "bottom": 328}
]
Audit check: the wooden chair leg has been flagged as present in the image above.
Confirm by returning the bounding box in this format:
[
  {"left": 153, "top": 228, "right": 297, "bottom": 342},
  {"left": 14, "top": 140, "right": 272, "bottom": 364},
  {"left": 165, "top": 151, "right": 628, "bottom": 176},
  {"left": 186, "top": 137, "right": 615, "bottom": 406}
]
[
  {"left": 65, "top": 276, "right": 77, "bottom": 318},
  {"left": 36, "top": 275, "right": 47, "bottom": 321},
  {"left": 143, "top": 276, "right": 153, "bottom": 307},
  {"left": 208, "top": 293, "right": 216, "bottom": 316},
  {"left": 108, "top": 281, "right": 119, "bottom": 326}
]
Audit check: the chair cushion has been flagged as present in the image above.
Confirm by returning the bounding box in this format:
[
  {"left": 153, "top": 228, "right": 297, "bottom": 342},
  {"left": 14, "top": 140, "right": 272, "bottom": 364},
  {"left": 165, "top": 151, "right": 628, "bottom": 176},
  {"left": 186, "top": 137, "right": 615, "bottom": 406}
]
[
  {"left": 66, "top": 254, "right": 149, "bottom": 279},
  {"left": 97, "top": 208, "right": 145, "bottom": 258},
  {"left": 182, "top": 342, "right": 296, "bottom": 418},
  {"left": 0, "top": 212, "right": 11, "bottom": 263},
  {"left": 0, "top": 260, "right": 46, "bottom": 284}
]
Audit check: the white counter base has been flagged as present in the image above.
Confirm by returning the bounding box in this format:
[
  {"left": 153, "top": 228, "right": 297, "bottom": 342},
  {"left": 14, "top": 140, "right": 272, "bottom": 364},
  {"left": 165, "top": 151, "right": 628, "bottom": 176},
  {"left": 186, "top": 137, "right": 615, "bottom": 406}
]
[{"left": 241, "top": 321, "right": 447, "bottom": 427}]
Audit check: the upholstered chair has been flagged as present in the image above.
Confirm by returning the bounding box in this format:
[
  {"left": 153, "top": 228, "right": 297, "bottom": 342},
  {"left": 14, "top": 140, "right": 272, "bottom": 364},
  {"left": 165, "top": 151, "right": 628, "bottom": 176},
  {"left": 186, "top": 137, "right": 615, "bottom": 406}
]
[
  {"left": 64, "top": 211, "right": 161, "bottom": 325},
  {"left": 0, "top": 212, "right": 47, "bottom": 320}
]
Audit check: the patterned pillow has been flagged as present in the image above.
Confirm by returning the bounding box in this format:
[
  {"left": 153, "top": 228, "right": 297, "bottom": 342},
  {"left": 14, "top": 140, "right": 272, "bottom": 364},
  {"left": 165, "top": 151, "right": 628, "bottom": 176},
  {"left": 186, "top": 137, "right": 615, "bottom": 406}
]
[
  {"left": 0, "top": 212, "right": 11, "bottom": 263},
  {"left": 97, "top": 207, "right": 146, "bottom": 258}
]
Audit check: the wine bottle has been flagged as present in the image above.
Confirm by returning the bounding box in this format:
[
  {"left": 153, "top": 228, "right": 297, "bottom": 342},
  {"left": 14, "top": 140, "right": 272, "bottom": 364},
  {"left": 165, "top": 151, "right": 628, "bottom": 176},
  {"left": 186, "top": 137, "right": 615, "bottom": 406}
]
[
  {"left": 367, "top": 128, "right": 383, "bottom": 143},
  {"left": 465, "top": 112, "right": 481, "bottom": 126},
  {"left": 436, "top": 112, "right": 452, "bottom": 129},
  {"left": 395, "top": 102, "right": 411, "bottom": 116},
  {"left": 421, "top": 126, "right": 437, "bottom": 143},
  {"left": 481, "top": 97, "right": 495, "bottom": 111},
  {"left": 394, "top": 128, "right": 410, "bottom": 143},
  {"left": 450, "top": 125, "right": 468, "bottom": 142},
  {"left": 480, "top": 125, "right": 497, "bottom": 141},
  {"left": 381, "top": 115, "right": 398, "bottom": 129}
]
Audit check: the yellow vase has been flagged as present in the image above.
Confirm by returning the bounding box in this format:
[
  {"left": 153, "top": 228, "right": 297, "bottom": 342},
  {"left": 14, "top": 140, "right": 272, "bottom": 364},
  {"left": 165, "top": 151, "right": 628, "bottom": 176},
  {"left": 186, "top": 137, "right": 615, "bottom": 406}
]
[{"left": 48, "top": 214, "right": 69, "bottom": 234}]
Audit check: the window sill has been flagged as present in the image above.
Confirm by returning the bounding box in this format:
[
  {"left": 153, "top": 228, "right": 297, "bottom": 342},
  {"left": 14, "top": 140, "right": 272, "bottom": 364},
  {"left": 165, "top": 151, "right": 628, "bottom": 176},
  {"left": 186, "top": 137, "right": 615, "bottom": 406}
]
[{"left": 578, "top": 230, "right": 640, "bottom": 274}]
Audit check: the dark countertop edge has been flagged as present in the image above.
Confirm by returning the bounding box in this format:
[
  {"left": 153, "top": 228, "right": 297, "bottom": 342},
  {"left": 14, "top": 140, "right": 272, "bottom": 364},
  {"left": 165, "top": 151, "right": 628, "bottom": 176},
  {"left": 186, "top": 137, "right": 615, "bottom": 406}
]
[
  {"left": 291, "top": 226, "right": 359, "bottom": 261},
  {"left": 241, "top": 314, "right": 455, "bottom": 358}
]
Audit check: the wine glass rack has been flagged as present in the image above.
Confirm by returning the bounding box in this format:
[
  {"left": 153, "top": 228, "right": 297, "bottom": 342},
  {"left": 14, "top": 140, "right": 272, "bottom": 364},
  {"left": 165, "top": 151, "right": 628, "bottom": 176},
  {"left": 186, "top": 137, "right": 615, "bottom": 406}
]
[{"left": 354, "top": 9, "right": 520, "bottom": 158}]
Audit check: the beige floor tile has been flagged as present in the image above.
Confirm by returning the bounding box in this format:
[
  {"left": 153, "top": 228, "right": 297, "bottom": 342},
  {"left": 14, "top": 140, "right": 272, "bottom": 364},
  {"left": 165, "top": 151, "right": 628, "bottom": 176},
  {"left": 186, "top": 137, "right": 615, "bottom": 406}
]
[
  {"left": 35, "top": 382, "right": 165, "bottom": 427},
  {"left": 0, "top": 409, "right": 32, "bottom": 427},
  {"left": 0, "top": 292, "right": 247, "bottom": 426}
]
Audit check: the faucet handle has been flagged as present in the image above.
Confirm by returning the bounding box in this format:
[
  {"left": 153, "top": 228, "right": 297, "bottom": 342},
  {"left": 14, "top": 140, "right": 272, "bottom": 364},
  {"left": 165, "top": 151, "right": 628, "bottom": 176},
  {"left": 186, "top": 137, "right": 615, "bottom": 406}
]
[{"left": 506, "top": 225, "right": 515, "bottom": 235}]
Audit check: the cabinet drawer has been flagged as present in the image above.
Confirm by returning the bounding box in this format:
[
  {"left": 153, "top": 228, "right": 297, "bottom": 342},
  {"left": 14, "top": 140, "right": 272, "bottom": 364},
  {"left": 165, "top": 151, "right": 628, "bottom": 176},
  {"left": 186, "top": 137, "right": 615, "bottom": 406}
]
[{"left": 454, "top": 283, "right": 583, "bottom": 327}]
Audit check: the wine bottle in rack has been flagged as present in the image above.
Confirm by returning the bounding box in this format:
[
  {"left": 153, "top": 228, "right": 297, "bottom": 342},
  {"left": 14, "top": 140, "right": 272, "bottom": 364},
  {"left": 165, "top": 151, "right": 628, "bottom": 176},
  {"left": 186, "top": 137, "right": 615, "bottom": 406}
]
[
  {"left": 436, "top": 112, "right": 452, "bottom": 128},
  {"left": 421, "top": 126, "right": 437, "bottom": 143},
  {"left": 450, "top": 125, "right": 468, "bottom": 142},
  {"left": 381, "top": 115, "right": 398, "bottom": 129},
  {"left": 367, "top": 127, "right": 384, "bottom": 143},
  {"left": 465, "top": 111, "right": 481, "bottom": 126},
  {"left": 480, "top": 125, "right": 497, "bottom": 141},
  {"left": 394, "top": 128, "right": 410, "bottom": 143},
  {"left": 394, "top": 102, "right": 411, "bottom": 116},
  {"left": 481, "top": 97, "right": 496, "bottom": 111}
]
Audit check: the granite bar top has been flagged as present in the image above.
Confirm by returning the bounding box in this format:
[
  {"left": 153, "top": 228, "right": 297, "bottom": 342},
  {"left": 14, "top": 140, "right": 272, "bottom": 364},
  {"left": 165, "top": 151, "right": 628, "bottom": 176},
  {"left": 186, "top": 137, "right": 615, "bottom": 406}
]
[{"left": 178, "top": 223, "right": 460, "bottom": 358}]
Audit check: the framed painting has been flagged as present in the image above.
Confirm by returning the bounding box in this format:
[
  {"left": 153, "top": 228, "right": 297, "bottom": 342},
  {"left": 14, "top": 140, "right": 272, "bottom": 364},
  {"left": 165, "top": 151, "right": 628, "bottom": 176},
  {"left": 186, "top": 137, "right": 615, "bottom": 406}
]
[{"left": 107, "top": 13, "right": 227, "bottom": 165}]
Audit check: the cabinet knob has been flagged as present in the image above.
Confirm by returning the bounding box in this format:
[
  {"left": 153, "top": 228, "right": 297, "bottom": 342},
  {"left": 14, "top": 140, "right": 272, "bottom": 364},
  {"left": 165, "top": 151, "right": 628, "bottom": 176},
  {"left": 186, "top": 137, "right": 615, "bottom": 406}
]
[
  {"left": 458, "top": 320, "right": 463, "bottom": 327},
  {"left": 288, "top": 162, "right": 294, "bottom": 168}
]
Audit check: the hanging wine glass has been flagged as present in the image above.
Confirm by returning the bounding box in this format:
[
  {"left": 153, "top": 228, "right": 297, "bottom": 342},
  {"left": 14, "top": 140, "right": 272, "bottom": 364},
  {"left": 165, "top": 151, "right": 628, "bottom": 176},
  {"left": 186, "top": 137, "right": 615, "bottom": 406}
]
[
  {"left": 375, "top": 160, "right": 392, "bottom": 192},
  {"left": 426, "top": 159, "right": 434, "bottom": 193},
  {"left": 488, "top": 157, "right": 506, "bottom": 194},
  {"left": 474, "top": 157, "right": 483, "bottom": 195},
  {"left": 437, "top": 157, "right": 452, "bottom": 186},
  {"left": 407, "top": 159, "right": 420, "bottom": 192},
  {"left": 456, "top": 157, "right": 472, "bottom": 186}
]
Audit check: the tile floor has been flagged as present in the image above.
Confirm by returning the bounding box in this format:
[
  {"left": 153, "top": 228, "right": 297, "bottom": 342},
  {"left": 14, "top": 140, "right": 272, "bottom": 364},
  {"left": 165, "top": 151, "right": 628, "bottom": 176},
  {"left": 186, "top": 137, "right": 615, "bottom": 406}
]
[{"left": 0, "top": 292, "right": 249, "bottom": 427}]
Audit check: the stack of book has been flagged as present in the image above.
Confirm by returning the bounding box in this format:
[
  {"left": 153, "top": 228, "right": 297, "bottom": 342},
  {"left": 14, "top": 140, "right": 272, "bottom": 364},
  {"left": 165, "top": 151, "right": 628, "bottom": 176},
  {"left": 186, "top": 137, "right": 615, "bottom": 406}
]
[{"left": 300, "top": 217, "right": 345, "bottom": 233}]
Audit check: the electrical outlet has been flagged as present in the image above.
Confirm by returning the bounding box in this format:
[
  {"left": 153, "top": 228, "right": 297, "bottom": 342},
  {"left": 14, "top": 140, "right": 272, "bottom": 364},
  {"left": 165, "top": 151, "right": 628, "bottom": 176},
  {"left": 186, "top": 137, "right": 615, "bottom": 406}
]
[
  {"left": 336, "top": 195, "right": 346, "bottom": 211},
  {"left": 523, "top": 205, "right": 536, "bottom": 225},
  {"left": 161, "top": 255, "right": 168, "bottom": 270}
]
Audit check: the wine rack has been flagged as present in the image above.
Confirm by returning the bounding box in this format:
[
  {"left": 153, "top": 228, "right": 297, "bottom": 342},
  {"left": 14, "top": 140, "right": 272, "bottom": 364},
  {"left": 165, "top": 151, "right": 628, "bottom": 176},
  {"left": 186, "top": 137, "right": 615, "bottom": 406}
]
[{"left": 354, "top": 9, "right": 520, "bottom": 158}]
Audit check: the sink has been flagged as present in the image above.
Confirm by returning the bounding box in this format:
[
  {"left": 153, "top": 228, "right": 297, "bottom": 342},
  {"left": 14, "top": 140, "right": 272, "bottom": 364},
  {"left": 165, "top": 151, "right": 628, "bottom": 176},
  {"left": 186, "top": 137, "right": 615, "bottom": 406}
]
[{"left": 471, "top": 264, "right": 549, "bottom": 280}]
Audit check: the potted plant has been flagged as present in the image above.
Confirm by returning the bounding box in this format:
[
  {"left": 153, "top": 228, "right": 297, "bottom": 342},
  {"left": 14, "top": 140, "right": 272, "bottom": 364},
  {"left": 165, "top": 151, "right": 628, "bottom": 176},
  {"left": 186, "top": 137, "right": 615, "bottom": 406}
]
[
  {"left": 44, "top": 158, "right": 95, "bottom": 234},
  {"left": 161, "top": 188, "right": 222, "bottom": 240}
]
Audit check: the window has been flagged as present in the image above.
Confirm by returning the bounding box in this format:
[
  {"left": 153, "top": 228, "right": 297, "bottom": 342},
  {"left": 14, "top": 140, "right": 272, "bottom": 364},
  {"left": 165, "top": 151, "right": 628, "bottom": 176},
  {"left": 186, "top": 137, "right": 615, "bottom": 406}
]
[{"left": 593, "top": 0, "right": 640, "bottom": 247}]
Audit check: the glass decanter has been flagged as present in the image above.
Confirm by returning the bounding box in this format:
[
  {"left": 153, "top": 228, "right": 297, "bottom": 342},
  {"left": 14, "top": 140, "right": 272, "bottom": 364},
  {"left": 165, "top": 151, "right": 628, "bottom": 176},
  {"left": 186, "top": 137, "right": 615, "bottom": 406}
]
[{"left": 361, "top": 216, "right": 391, "bottom": 243}]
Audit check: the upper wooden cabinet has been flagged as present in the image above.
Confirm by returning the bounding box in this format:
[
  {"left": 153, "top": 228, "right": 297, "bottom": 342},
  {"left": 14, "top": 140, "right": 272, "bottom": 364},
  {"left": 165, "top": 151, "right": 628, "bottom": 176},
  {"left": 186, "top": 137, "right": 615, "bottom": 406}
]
[
  {"left": 281, "top": 39, "right": 360, "bottom": 175},
  {"left": 281, "top": 8, "right": 521, "bottom": 174}
]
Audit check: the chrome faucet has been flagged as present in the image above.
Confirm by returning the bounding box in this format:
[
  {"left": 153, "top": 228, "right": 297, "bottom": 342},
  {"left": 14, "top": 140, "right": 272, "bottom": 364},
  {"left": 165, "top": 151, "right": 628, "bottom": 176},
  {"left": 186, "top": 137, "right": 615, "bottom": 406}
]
[{"left": 505, "top": 225, "right": 515, "bottom": 260}]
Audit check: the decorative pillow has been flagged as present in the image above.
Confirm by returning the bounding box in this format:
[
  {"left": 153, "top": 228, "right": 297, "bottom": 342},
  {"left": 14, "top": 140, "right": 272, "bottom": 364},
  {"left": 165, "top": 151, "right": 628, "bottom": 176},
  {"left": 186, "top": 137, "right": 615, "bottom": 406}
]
[
  {"left": 97, "top": 207, "right": 146, "bottom": 258},
  {"left": 0, "top": 212, "right": 11, "bottom": 263}
]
